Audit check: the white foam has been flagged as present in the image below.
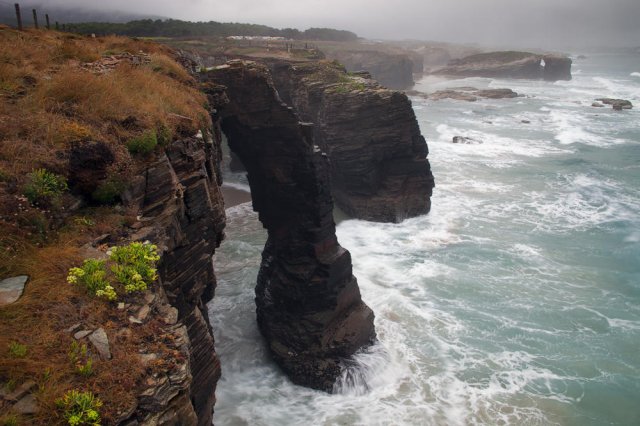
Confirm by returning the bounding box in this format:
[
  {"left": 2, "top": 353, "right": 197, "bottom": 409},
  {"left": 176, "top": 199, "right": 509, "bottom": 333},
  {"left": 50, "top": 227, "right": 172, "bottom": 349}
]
[
  {"left": 222, "top": 181, "right": 251, "bottom": 192},
  {"left": 631, "top": 72, "right": 640, "bottom": 78},
  {"left": 592, "top": 76, "right": 640, "bottom": 99},
  {"left": 549, "top": 109, "right": 626, "bottom": 147}
]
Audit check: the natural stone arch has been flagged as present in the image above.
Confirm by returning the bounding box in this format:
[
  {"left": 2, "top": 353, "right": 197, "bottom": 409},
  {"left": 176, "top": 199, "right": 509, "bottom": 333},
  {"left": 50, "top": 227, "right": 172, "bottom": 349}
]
[{"left": 202, "top": 61, "right": 376, "bottom": 391}]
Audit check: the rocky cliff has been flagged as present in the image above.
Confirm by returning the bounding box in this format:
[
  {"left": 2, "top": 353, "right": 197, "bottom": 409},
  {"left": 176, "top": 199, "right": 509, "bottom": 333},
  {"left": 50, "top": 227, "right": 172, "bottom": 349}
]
[
  {"left": 200, "top": 61, "right": 376, "bottom": 391},
  {"left": 267, "top": 60, "right": 434, "bottom": 223},
  {"left": 119, "top": 134, "right": 226, "bottom": 425},
  {"left": 434, "top": 51, "right": 572, "bottom": 81},
  {"left": 325, "top": 50, "right": 415, "bottom": 89}
]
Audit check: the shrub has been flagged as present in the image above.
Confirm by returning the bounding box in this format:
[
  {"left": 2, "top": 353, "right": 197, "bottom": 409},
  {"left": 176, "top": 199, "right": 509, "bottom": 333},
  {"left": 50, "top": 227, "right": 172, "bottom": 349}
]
[
  {"left": 23, "top": 169, "right": 68, "bottom": 206},
  {"left": 91, "top": 179, "right": 124, "bottom": 204},
  {"left": 8, "top": 342, "right": 27, "bottom": 358},
  {"left": 109, "top": 242, "right": 159, "bottom": 293},
  {"left": 67, "top": 259, "right": 116, "bottom": 301},
  {"left": 69, "top": 342, "right": 93, "bottom": 377},
  {"left": 125, "top": 130, "right": 157, "bottom": 155},
  {"left": 156, "top": 124, "right": 172, "bottom": 147},
  {"left": 67, "top": 242, "right": 159, "bottom": 301},
  {"left": 56, "top": 389, "right": 102, "bottom": 426},
  {"left": 0, "top": 414, "right": 18, "bottom": 426}
]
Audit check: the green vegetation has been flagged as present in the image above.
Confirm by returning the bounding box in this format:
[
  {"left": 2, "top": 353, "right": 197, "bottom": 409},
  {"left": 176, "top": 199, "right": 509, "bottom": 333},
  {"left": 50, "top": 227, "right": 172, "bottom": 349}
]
[
  {"left": 331, "top": 74, "right": 367, "bottom": 93},
  {"left": 0, "top": 28, "right": 194, "bottom": 424},
  {"left": 69, "top": 342, "right": 94, "bottom": 377},
  {"left": 67, "top": 259, "right": 113, "bottom": 301},
  {"left": 23, "top": 169, "right": 68, "bottom": 207},
  {"left": 91, "top": 179, "right": 125, "bottom": 204},
  {"left": 56, "top": 389, "right": 102, "bottom": 426},
  {"left": 8, "top": 342, "right": 27, "bottom": 358},
  {"left": 1, "top": 414, "right": 18, "bottom": 426},
  {"left": 67, "top": 242, "right": 159, "bottom": 301},
  {"left": 109, "top": 242, "right": 160, "bottom": 293},
  {"left": 125, "top": 130, "right": 158, "bottom": 155},
  {"left": 64, "top": 19, "right": 358, "bottom": 41}
]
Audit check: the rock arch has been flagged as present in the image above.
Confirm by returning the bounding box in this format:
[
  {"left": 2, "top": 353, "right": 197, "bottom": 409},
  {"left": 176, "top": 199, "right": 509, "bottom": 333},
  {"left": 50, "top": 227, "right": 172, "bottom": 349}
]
[{"left": 202, "top": 61, "right": 376, "bottom": 391}]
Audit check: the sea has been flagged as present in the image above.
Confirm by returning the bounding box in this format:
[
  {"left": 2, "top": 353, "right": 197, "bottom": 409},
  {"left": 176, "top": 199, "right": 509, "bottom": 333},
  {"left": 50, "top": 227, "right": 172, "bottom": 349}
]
[{"left": 208, "top": 51, "right": 640, "bottom": 425}]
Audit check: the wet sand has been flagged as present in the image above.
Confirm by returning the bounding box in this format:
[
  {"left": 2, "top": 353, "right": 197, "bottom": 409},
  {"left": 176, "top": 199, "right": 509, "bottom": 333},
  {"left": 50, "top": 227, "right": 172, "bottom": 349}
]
[{"left": 221, "top": 184, "right": 252, "bottom": 209}]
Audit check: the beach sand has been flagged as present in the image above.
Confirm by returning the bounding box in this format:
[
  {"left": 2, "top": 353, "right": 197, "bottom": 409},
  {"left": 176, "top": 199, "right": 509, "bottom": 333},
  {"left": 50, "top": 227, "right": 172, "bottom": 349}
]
[{"left": 222, "top": 184, "right": 252, "bottom": 209}]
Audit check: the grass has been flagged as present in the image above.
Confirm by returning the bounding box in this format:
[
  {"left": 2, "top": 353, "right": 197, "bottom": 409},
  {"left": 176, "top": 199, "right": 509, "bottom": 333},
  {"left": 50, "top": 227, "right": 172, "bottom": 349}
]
[
  {"left": 0, "top": 26, "right": 211, "bottom": 191},
  {"left": 0, "top": 26, "right": 203, "bottom": 424}
]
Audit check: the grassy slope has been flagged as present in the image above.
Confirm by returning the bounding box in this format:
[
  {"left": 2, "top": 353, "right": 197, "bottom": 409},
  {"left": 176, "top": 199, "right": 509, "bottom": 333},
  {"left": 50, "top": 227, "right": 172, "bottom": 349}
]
[{"left": 0, "top": 26, "right": 209, "bottom": 425}]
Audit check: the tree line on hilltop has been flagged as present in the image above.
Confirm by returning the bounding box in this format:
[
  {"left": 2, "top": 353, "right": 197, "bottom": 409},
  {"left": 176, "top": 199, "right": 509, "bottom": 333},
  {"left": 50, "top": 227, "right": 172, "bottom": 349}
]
[{"left": 63, "top": 19, "right": 358, "bottom": 41}]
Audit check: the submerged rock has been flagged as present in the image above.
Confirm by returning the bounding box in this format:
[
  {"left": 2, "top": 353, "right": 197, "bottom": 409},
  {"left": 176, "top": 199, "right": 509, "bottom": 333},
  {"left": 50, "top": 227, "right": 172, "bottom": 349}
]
[
  {"left": 428, "top": 87, "right": 518, "bottom": 102},
  {"left": 596, "top": 98, "right": 633, "bottom": 110},
  {"left": 452, "top": 136, "right": 483, "bottom": 144}
]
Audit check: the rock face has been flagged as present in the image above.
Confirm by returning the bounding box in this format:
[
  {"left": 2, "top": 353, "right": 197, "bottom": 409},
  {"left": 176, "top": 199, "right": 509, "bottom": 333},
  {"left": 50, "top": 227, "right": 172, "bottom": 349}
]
[
  {"left": 268, "top": 60, "right": 434, "bottom": 223},
  {"left": 542, "top": 55, "right": 573, "bottom": 81},
  {"left": 201, "top": 61, "right": 376, "bottom": 392},
  {"left": 434, "top": 51, "right": 572, "bottom": 81},
  {"left": 122, "top": 134, "right": 226, "bottom": 425},
  {"left": 326, "top": 50, "right": 415, "bottom": 89}
]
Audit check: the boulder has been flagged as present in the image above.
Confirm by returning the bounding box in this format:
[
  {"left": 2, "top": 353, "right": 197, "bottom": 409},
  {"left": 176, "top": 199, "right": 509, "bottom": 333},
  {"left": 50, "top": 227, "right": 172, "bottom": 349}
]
[
  {"left": 89, "top": 328, "right": 111, "bottom": 360},
  {"left": 0, "top": 275, "right": 28, "bottom": 306}
]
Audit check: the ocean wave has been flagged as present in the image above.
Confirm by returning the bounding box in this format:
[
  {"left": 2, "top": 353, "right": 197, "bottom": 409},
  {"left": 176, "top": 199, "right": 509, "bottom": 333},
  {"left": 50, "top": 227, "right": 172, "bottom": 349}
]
[
  {"left": 549, "top": 109, "right": 626, "bottom": 147},
  {"left": 592, "top": 76, "right": 640, "bottom": 99},
  {"left": 434, "top": 123, "right": 570, "bottom": 158},
  {"left": 631, "top": 72, "right": 640, "bottom": 78},
  {"left": 222, "top": 181, "right": 251, "bottom": 192}
]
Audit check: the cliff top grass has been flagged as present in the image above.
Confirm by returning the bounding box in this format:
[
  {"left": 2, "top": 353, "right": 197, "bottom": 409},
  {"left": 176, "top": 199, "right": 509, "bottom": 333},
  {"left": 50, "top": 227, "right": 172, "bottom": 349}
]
[{"left": 0, "top": 26, "right": 208, "bottom": 424}]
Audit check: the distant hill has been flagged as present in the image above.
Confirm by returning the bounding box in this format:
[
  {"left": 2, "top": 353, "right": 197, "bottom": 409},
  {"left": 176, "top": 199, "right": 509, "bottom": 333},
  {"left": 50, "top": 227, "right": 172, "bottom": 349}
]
[
  {"left": 0, "top": 3, "right": 357, "bottom": 41},
  {"left": 0, "top": 2, "right": 163, "bottom": 27},
  {"left": 61, "top": 19, "right": 358, "bottom": 41}
]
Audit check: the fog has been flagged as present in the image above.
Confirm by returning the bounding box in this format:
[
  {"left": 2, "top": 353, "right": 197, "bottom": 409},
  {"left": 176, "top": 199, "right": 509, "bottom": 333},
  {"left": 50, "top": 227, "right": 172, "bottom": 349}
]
[{"left": 34, "top": 0, "right": 640, "bottom": 48}]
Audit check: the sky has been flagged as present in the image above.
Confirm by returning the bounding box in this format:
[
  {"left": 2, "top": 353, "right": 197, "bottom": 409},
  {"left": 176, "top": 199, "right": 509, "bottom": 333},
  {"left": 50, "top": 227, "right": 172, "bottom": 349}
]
[{"left": 34, "top": 0, "right": 640, "bottom": 48}]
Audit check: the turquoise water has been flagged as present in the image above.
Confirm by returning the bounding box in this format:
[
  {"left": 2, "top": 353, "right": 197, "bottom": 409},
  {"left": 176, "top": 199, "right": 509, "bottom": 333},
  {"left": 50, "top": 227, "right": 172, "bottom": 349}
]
[{"left": 209, "top": 52, "right": 640, "bottom": 425}]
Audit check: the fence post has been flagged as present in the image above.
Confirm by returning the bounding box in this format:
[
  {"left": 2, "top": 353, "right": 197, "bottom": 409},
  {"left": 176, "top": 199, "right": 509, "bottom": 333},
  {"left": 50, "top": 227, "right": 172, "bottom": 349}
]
[
  {"left": 14, "top": 3, "right": 22, "bottom": 30},
  {"left": 32, "top": 8, "right": 38, "bottom": 29},
  {"left": 45, "top": 14, "right": 50, "bottom": 30},
  {"left": 55, "top": 21, "right": 59, "bottom": 30}
]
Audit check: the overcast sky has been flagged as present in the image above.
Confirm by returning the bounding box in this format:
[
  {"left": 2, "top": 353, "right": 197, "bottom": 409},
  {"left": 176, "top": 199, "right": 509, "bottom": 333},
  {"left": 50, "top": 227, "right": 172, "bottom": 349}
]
[{"left": 43, "top": 0, "right": 640, "bottom": 48}]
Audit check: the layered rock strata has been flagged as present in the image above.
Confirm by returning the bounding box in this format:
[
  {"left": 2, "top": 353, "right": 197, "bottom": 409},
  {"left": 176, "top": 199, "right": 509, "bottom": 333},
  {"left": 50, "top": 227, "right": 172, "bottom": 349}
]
[
  {"left": 325, "top": 50, "right": 415, "bottom": 89},
  {"left": 268, "top": 60, "right": 434, "bottom": 223},
  {"left": 121, "top": 135, "right": 226, "bottom": 425},
  {"left": 434, "top": 51, "right": 572, "bottom": 81},
  {"left": 201, "top": 61, "right": 376, "bottom": 391}
]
